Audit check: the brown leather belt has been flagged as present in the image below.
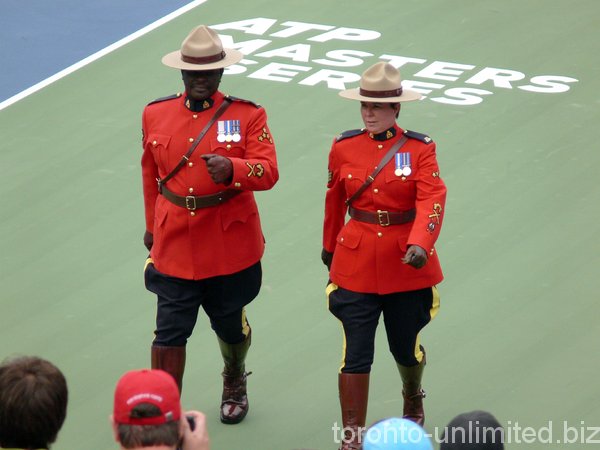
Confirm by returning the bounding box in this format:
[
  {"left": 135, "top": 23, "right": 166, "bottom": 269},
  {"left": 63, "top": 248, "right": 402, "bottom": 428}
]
[
  {"left": 348, "top": 206, "right": 416, "bottom": 227},
  {"left": 160, "top": 185, "right": 242, "bottom": 210}
]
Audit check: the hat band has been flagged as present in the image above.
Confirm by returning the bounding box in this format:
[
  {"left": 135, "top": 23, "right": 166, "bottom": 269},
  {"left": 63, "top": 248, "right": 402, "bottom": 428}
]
[
  {"left": 359, "top": 87, "right": 403, "bottom": 98},
  {"left": 181, "top": 50, "right": 226, "bottom": 65}
]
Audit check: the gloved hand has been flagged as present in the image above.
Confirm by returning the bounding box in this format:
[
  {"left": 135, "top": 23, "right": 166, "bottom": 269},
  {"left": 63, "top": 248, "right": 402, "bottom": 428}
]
[
  {"left": 321, "top": 248, "right": 333, "bottom": 271},
  {"left": 201, "top": 154, "right": 233, "bottom": 184},
  {"left": 402, "top": 244, "right": 427, "bottom": 269},
  {"left": 143, "top": 231, "right": 154, "bottom": 251}
]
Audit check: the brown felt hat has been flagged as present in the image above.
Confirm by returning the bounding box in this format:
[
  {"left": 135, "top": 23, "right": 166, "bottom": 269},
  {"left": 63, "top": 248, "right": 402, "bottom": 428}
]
[
  {"left": 339, "top": 61, "right": 422, "bottom": 102},
  {"left": 162, "top": 25, "right": 243, "bottom": 70}
]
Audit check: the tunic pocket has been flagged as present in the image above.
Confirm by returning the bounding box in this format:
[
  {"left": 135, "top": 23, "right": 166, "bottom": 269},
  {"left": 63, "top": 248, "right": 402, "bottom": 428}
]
[
  {"left": 339, "top": 166, "right": 368, "bottom": 198},
  {"left": 333, "top": 230, "right": 363, "bottom": 276},
  {"left": 146, "top": 134, "right": 172, "bottom": 171}
]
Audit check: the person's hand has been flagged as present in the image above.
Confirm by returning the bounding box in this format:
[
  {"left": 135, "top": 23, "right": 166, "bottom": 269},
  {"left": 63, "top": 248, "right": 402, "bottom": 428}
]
[
  {"left": 402, "top": 244, "right": 427, "bottom": 269},
  {"left": 200, "top": 154, "right": 233, "bottom": 184},
  {"left": 143, "top": 231, "right": 153, "bottom": 251},
  {"left": 321, "top": 248, "right": 333, "bottom": 271},
  {"left": 181, "top": 411, "right": 210, "bottom": 450}
]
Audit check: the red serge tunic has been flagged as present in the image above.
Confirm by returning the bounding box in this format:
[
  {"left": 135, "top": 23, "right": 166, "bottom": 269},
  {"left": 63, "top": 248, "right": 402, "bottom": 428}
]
[
  {"left": 323, "top": 125, "right": 446, "bottom": 295},
  {"left": 141, "top": 91, "right": 278, "bottom": 280}
]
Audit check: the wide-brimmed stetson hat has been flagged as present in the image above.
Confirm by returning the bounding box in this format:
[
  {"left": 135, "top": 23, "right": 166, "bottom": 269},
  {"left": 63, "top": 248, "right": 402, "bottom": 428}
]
[
  {"left": 339, "top": 62, "right": 422, "bottom": 102},
  {"left": 162, "top": 25, "right": 243, "bottom": 70}
]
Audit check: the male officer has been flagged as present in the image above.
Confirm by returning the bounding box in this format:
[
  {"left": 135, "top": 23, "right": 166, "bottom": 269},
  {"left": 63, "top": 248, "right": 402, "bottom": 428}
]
[{"left": 141, "top": 25, "right": 278, "bottom": 424}]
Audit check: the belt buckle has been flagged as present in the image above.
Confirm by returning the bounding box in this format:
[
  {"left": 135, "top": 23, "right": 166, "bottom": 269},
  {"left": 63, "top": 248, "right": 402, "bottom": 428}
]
[
  {"left": 185, "top": 196, "right": 197, "bottom": 211},
  {"left": 377, "top": 210, "right": 390, "bottom": 227}
]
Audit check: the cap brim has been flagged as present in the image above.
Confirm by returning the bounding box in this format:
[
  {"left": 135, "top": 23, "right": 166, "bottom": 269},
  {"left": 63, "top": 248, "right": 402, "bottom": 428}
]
[
  {"left": 161, "top": 48, "right": 244, "bottom": 70},
  {"left": 338, "top": 87, "right": 422, "bottom": 103}
]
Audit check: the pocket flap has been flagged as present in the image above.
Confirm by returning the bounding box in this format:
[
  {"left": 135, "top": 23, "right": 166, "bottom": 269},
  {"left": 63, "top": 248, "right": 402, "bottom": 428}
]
[
  {"left": 155, "top": 207, "right": 168, "bottom": 228},
  {"left": 339, "top": 166, "right": 367, "bottom": 182},
  {"left": 220, "top": 198, "right": 257, "bottom": 231},
  {"left": 209, "top": 138, "right": 244, "bottom": 154},
  {"left": 337, "top": 231, "right": 362, "bottom": 249},
  {"left": 147, "top": 133, "right": 171, "bottom": 149}
]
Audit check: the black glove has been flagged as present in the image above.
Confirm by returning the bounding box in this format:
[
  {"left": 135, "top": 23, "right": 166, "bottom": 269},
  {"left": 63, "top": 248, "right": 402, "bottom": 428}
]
[
  {"left": 200, "top": 154, "right": 233, "bottom": 184},
  {"left": 143, "top": 231, "right": 154, "bottom": 251},
  {"left": 402, "top": 244, "right": 428, "bottom": 269},
  {"left": 321, "top": 248, "right": 333, "bottom": 271}
]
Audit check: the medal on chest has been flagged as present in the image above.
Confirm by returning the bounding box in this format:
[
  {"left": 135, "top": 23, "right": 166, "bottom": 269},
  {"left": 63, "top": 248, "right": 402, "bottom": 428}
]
[
  {"left": 217, "top": 120, "right": 242, "bottom": 143},
  {"left": 395, "top": 152, "right": 412, "bottom": 177}
]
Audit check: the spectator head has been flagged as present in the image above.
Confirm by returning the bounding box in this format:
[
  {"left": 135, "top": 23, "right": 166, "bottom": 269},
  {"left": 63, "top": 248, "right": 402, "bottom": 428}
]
[
  {"left": 440, "top": 410, "right": 504, "bottom": 450},
  {"left": 111, "top": 369, "right": 182, "bottom": 449},
  {"left": 0, "top": 355, "right": 68, "bottom": 449},
  {"left": 362, "top": 417, "right": 433, "bottom": 450}
]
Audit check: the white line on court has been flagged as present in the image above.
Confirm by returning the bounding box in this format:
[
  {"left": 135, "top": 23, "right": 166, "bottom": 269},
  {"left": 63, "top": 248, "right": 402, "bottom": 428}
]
[{"left": 0, "top": 0, "right": 208, "bottom": 112}]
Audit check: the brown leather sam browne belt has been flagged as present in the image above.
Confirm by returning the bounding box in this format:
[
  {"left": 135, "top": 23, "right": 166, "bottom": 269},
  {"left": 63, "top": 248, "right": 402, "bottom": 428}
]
[
  {"left": 160, "top": 184, "right": 242, "bottom": 210},
  {"left": 348, "top": 206, "right": 416, "bottom": 227}
]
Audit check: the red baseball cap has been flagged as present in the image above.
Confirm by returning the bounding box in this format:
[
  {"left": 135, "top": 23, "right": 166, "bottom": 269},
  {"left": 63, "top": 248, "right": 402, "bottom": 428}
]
[{"left": 113, "top": 369, "right": 181, "bottom": 425}]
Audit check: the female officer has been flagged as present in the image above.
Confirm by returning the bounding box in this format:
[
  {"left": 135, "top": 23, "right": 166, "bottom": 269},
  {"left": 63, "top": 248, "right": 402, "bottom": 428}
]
[{"left": 322, "top": 62, "right": 446, "bottom": 450}]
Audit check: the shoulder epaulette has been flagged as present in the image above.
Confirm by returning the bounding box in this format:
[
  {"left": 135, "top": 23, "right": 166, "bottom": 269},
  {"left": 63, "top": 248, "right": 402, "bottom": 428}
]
[
  {"left": 404, "top": 129, "right": 433, "bottom": 144},
  {"left": 225, "top": 95, "right": 261, "bottom": 108},
  {"left": 147, "top": 93, "right": 182, "bottom": 106},
  {"left": 336, "top": 128, "right": 366, "bottom": 142}
]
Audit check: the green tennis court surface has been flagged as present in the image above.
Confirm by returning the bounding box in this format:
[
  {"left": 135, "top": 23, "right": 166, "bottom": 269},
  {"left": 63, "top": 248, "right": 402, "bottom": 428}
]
[{"left": 1, "top": 1, "right": 599, "bottom": 448}]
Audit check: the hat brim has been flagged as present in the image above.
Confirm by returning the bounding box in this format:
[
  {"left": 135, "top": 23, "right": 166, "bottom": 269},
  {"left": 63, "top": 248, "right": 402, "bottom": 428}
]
[
  {"left": 161, "top": 48, "right": 244, "bottom": 70},
  {"left": 338, "top": 87, "right": 422, "bottom": 103}
]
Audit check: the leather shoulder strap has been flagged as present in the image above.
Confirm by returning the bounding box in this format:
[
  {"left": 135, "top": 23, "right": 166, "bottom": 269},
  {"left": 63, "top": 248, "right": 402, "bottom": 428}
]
[
  {"left": 158, "top": 98, "right": 232, "bottom": 191},
  {"left": 345, "top": 136, "right": 408, "bottom": 207}
]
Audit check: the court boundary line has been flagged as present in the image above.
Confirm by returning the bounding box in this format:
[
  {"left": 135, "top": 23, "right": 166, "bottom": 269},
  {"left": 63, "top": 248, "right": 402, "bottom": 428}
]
[{"left": 0, "top": 0, "right": 208, "bottom": 112}]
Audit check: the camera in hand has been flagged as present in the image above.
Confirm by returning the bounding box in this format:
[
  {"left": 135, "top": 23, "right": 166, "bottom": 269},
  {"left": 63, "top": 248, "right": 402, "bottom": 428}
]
[{"left": 186, "top": 415, "right": 196, "bottom": 431}]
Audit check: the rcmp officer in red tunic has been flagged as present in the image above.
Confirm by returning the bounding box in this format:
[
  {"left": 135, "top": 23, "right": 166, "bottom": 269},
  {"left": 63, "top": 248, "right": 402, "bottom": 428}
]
[
  {"left": 322, "top": 62, "right": 446, "bottom": 449},
  {"left": 141, "top": 25, "right": 278, "bottom": 424}
]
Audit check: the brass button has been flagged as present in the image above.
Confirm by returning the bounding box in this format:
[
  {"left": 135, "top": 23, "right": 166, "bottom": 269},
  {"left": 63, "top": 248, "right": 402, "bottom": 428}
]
[
  {"left": 377, "top": 232, "right": 383, "bottom": 238},
  {"left": 190, "top": 211, "right": 195, "bottom": 216},
  {"left": 188, "top": 187, "right": 194, "bottom": 193},
  {"left": 226, "top": 144, "right": 232, "bottom": 149},
  {"left": 341, "top": 237, "right": 345, "bottom": 242},
  {"left": 234, "top": 182, "right": 241, "bottom": 188},
  {"left": 152, "top": 140, "right": 157, "bottom": 146},
  {"left": 378, "top": 144, "right": 383, "bottom": 149},
  {"left": 188, "top": 137, "right": 194, "bottom": 143},
  {"left": 188, "top": 162, "right": 193, "bottom": 167},
  {"left": 192, "top": 114, "right": 198, "bottom": 119},
  {"left": 373, "top": 188, "right": 379, "bottom": 194},
  {"left": 347, "top": 174, "right": 353, "bottom": 179},
  {"left": 430, "top": 248, "right": 435, "bottom": 255},
  {"left": 401, "top": 176, "right": 406, "bottom": 181}
]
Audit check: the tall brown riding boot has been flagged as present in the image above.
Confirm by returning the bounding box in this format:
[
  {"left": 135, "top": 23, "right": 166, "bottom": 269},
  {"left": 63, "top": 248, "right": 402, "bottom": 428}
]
[
  {"left": 218, "top": 330, "right": 251, "bottom": 424},
  {"left": 397, "top": 349, "right": 426, "bottom": 426},
  {"left": 338, "top": 373, "right": 369, "bottom": 450},
  {"left": 151, "top": 345, "right": 186, "bottom": 395}
]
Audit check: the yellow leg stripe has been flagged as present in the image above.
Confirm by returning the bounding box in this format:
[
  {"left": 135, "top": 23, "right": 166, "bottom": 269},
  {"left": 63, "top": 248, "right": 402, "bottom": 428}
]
[
  {"left": 144, "top": 257, "right": 154, "bottom": 272},
  {"left": 414, "top": 335, "right": 424, "bottom": 363},
  {"left": 241, "top": 308, "right": 250, "bottom": 338},
  {"left": 325, "top": 281, "right": 338, "bottom": 299},
  {"left": 326, "top": 283, "right": 347, "bottom": 373},
  {"left": 430, "top": 285, "right": 441, "bottom": 321},
  {"left": 413, "top": 286, "right": 441, "bottom": 363}
]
